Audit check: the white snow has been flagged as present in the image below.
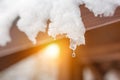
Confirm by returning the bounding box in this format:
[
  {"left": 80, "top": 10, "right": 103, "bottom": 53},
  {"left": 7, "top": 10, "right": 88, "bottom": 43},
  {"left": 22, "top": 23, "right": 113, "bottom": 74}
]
[
  {"left": 0, "top": 0, "right": 119, "bottom": 51},
  {"left": 82, "top": 0, "right": 120, "bottom": 17}
]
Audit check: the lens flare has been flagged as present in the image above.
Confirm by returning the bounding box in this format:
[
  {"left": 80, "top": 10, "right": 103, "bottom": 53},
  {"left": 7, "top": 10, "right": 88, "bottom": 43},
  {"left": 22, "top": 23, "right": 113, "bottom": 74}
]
[{"left": 43, "top": 43, "right": 60, "bottom": 59}]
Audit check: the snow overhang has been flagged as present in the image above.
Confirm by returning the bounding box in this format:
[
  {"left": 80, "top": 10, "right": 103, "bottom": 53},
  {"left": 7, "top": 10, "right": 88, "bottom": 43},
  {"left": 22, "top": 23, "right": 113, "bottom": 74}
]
[{"left": 0, "top": 0, "right": 120, "bottom": 57}]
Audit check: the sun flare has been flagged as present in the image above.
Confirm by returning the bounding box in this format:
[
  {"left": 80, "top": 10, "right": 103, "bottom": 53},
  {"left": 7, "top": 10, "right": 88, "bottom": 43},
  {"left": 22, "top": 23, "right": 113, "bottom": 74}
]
[{"left": 43, "top": 43, "right": 60, "bottom": 59}]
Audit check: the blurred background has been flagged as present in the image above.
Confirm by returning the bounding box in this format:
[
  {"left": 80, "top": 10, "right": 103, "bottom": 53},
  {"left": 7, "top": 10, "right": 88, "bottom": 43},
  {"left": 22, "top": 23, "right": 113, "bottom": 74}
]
[{"left": 0, "top": 21, "right": 120, "bottom": 80}]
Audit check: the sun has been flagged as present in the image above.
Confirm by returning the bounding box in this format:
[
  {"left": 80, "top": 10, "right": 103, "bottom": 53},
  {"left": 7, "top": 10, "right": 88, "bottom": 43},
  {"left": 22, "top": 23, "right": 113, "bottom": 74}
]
[{"left": 43, "top": 43, "right": 60, "bottom": 59}]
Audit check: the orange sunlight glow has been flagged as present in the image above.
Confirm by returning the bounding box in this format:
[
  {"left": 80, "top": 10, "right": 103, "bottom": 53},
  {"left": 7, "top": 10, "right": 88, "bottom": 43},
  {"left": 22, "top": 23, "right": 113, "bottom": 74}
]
[{"left": 43, "top": 43, "right": 60, "bottom": 59}]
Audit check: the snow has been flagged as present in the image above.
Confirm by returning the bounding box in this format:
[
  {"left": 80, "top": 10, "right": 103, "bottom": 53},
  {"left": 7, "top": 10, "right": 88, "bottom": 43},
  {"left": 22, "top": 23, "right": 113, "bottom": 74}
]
[
  {"left": 0, "top": 0, "right": 119, "bottom": 51},
  {"left": 83, "top": 0, "right": 120, "bottom": 17}
]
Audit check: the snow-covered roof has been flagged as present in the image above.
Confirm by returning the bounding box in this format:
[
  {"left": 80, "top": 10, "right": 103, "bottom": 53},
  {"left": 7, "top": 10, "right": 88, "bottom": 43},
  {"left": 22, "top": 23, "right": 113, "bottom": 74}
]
[{"left": 0, "top": 0, "right": 120, "bottom": 56}]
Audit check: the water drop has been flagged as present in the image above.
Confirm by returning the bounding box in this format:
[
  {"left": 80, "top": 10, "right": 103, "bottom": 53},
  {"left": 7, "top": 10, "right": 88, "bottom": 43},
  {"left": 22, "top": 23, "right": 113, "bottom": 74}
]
[{"left": 72, "top": 52, "right": 76, "bottom": 58}]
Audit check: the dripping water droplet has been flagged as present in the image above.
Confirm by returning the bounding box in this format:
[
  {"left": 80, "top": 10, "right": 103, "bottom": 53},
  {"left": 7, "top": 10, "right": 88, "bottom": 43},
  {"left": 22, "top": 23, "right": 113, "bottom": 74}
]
[{"left": 72, "top": 52, "right": 76, "bottom": 58}]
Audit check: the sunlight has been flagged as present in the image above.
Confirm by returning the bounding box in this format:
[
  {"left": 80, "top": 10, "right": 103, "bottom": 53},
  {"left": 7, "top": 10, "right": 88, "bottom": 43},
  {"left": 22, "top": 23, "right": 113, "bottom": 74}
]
[{"left": 43, "top": 43, "right": 60, "bottom": 59}]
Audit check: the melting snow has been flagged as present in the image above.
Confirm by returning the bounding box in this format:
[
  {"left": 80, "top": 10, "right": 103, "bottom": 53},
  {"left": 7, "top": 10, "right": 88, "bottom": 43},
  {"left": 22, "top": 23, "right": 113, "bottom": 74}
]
[{"left": 0, "top": 0, "right": 120, "bottom": 52}]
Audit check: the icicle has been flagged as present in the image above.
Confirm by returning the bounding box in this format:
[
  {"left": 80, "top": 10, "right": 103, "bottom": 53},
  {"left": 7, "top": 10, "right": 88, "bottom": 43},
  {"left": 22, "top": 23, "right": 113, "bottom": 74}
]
[
  {"left": 70, "top": 39, "right": 77, "bottom": 58},
  {"left": 70, "top": 39, "right": 77, "bottom": 51}
]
